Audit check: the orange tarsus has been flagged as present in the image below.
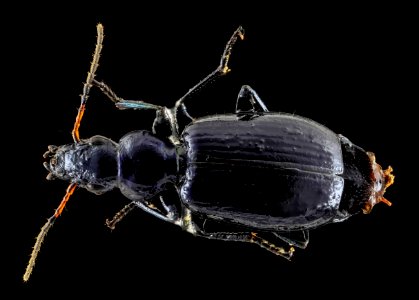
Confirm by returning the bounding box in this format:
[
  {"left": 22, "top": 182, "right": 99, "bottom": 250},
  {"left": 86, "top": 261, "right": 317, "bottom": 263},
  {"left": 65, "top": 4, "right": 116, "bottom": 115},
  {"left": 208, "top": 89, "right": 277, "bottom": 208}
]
[{"left": 54, "top": 183, "right": 77, "bottom": 218}]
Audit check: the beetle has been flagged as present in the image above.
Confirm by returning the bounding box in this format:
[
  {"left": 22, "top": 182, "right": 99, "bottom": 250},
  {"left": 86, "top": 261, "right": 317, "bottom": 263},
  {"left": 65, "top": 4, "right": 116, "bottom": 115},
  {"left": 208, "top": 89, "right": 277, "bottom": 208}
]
[{"left": 24, "top": 24, "right": 394, "bottom": 281}]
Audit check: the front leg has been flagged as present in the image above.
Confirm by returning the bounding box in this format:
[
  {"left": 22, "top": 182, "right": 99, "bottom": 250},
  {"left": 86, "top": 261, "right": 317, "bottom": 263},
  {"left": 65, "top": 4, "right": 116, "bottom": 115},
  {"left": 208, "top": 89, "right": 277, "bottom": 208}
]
[
  {"left": 106, "top": 188, "right": 182, "bottom": 230},
  {"left": 93, "top": 26, "right": 244, "bottom": 143},
  {"left": 93, "top": 79, "right": 162, "bottom": 111},
  {"left": 93, "top": 79, "right": 179, "bottom": 139}
]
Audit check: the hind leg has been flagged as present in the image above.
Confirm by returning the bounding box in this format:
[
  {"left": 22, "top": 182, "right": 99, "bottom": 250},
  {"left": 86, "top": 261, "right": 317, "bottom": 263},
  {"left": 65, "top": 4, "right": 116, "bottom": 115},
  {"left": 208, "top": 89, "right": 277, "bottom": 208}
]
[
  {"left": 181, "top": 208, "right": 294, "bottom": 259},
  {"left": 274, "top": 230, "right": 309, "bottom": 249}
]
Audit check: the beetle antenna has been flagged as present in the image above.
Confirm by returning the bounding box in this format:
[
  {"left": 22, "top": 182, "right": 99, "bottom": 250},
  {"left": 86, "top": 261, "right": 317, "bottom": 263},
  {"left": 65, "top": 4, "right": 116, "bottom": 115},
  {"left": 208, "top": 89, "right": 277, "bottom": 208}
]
[
  {"left": 23, "top": 183, "right": 77, "bottom": 282},
  {"left": 72, "top": 23, "right": 104, "bottom": 143}
]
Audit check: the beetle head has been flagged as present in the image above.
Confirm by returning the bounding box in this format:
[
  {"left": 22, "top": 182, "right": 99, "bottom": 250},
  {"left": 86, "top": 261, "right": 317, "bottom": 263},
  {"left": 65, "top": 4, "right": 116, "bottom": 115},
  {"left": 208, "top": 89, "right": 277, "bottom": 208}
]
[
  {"left": 43, "top": 136, "right": 118, "bottom": 194},
  {"left": 362, "top": 152, "right": 395, "bottom": 214},
  {"left": 43, "top": 144, "right": 70, "bottom": 181}
]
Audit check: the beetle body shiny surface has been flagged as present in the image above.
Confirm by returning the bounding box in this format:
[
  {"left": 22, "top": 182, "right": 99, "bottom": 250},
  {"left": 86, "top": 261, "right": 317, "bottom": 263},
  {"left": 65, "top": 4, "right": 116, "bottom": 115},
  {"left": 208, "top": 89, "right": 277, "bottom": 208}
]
[
  {"left": 180, "top": 112, "right": 392, "bottom": 232},
  {"left": 24, "top": 24, "right": 394, "bottom": 282},
  {"left": 181, "top": 113, "right": 345, "bottom": 231}
]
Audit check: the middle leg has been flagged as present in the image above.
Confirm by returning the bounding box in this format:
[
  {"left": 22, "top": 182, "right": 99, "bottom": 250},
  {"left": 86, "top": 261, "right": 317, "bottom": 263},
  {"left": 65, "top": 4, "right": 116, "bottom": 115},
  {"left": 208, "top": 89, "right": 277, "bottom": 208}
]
[{"left": 93, "top": 26, "right": 244, "bottom": 143}]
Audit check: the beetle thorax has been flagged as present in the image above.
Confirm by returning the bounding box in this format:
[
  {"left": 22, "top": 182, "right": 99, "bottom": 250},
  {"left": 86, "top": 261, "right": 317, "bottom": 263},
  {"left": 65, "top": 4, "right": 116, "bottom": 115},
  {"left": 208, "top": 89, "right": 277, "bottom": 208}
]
[{"left": 117, "top": 131, "right": 178, "bottom": 201}]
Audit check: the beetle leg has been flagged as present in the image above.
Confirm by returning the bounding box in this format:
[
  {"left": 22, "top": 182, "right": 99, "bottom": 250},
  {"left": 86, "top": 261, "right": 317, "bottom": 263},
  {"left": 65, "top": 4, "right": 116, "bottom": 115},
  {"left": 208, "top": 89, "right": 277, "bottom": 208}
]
[
  {"left": 93, "top": 79, "right": 181, "bottom": 141},
  {"left": 180, "top": 103, "right": 194, "bottom": 121},
  {"left": 133, "top": 200, "right": 181, "bottom": 225},
  {"left": 158, "top": 195, "right": 180, "bottom": 221},
  {"left": 180, "top": 208, "right": 294, "bottom": 259},
  {"left": 134, "top": 187, "right": 183, "bottom": 226},
  {"left": 106, "top": 194, "right": 182, "bottom": 230},
  {"left": 249, "top": 232, "right": 295, "bottom": 259},
  {"left": 93, "top": 27, "right": 244, "bottom": 143},
  {"left": 93, "top": 79, "right": 162, "bottom": 111},
  {"left": 105, "top": 202, "right": 136, "bottom": 230},
  {"left": 172, "top": 26, "right": 245, "bottom": 119},
  {"left": 93, "top": 79, "right": 180, "bottom": 139},
  {"left": 236, "top": 85, "right": 269, "bottom": 114},
  {"left": 273, "top": 230, "right": 309, "bottom": 249},
  {"left": 195, "top": 228, "right": 294, "bottom": 260}
]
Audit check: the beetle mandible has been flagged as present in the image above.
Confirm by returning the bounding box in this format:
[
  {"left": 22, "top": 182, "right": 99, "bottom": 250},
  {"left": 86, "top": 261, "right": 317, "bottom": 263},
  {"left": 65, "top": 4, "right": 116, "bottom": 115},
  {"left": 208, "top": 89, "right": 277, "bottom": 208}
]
[{"left": 24, "top": 24, "right": 394, "bottom": 281}]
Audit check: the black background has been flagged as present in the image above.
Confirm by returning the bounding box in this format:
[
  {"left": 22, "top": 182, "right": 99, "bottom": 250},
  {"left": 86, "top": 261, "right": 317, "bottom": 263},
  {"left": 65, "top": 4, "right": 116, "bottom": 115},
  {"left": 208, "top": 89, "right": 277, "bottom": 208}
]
[{"left": 4, "top": 3, "right": 413, "bottom": 297}]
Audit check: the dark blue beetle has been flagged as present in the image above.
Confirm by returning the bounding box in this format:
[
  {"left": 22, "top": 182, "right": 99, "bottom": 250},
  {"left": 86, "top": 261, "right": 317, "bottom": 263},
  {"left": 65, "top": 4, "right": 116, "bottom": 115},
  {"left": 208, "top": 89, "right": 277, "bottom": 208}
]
[{"left": 24, "top": 24, "right": 394, "bottom": 281}]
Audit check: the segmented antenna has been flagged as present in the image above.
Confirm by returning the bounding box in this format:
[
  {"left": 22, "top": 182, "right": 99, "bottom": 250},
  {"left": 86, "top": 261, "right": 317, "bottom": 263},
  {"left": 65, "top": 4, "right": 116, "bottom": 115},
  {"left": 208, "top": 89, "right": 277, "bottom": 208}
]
[
  {"left": 72, "top": 23, "right": 104, "bottom": 142},
  {"left": 24, "top": 23, "right": 104, "bottom": 282},
  {"left": 23, "top": 183, "right": 77, "bottom": 282}
]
